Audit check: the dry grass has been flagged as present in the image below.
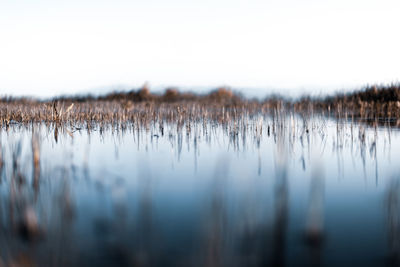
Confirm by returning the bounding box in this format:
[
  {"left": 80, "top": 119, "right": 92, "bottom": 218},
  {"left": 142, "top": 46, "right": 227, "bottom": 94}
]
[{"left": 0, "top": 85, "right": 399, "bottom": 129}]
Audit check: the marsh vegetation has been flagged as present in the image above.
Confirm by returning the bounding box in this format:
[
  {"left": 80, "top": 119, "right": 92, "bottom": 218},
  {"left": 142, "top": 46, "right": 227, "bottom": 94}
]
[{"left": 0, "top": 85, "right": 400, "bottom": 266}]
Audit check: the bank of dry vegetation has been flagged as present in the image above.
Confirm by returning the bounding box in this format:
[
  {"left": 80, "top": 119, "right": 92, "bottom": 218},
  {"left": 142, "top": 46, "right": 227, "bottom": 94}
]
[{"left": 0, "top": 84, "right": 399, "bottom": 126}]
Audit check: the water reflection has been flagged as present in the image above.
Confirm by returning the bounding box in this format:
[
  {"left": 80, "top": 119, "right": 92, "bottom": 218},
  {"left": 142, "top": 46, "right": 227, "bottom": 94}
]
[
  {"left": 0, "top": 115, "right": 398, "bottom": 266},
  {"left": 387, "top": 177, "right": 400, "bottom": 266}
]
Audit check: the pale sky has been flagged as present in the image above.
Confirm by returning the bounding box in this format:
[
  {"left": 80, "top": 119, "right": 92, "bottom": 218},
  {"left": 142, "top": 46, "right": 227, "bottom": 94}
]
[{"left": 1, "top": 0, "right": 400, "bottom": 97}]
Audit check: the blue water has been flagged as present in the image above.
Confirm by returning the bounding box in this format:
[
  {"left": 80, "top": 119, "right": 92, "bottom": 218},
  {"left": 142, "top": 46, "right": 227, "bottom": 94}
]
[{"left": 0, "top": 118, "right": 399, "bottom": 266}]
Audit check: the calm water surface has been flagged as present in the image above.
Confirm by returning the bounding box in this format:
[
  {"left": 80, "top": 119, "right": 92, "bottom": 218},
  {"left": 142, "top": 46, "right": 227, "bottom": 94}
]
[{"left": 0, "top": 117, "right": 399, "bottom": 266}]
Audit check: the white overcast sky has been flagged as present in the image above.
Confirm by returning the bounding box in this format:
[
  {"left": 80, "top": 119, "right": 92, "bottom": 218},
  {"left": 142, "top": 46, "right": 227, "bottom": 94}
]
[{"left": 1, "top": 0, "right": 400, "bottom": 97}]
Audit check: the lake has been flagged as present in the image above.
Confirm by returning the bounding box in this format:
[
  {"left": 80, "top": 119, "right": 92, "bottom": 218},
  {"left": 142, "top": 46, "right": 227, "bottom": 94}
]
[{"left": 0, "top": 115, "right": 399, "bottom": 266}]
